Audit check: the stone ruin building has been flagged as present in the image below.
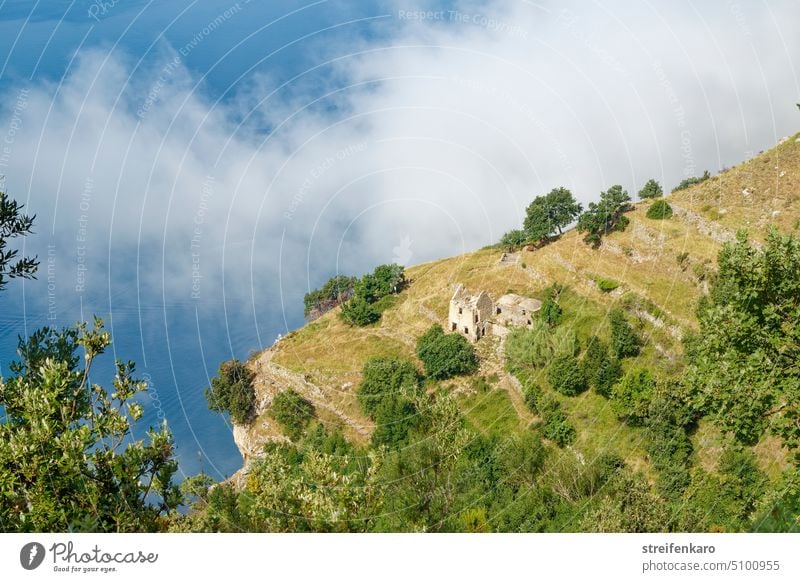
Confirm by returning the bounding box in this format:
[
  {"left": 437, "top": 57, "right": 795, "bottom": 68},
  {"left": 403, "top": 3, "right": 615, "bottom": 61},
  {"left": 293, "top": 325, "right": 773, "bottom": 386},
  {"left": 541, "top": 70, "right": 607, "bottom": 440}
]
[
  {"left": 448, "top": 284, "right": 542, "bottom": 342},
  {"left": 448, "top": 285, "right": 493, "bottom": 341}
]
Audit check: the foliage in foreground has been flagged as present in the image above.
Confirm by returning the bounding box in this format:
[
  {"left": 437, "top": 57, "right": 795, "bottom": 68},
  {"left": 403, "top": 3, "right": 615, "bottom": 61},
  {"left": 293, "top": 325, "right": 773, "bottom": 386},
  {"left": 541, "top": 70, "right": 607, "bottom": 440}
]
[
  {"left": 686, "top": 228, "right": 800, "bottom": 455},
  {"left": 0, "top": 321, "right": 181, "bottom": 532},
  {"left": 0, "top": 190, "right": 39, "bottom": 291},
  {"left": 0, "top": 193, "right": 181, "bottom": 533}
]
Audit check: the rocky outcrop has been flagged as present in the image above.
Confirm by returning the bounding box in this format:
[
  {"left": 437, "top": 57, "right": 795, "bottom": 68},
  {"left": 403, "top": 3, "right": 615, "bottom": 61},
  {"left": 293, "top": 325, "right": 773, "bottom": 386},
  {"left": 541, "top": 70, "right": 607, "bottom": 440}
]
[
  {"left": 228, "top": 347, "right": 374, "bottom": 485},
  {"left": 670, "top": 203, "right": 737, "bottom": 244}
]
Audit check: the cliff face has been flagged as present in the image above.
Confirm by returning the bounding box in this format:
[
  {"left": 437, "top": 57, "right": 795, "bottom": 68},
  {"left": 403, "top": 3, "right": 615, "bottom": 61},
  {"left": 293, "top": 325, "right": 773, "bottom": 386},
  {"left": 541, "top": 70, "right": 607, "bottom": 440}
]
[
  {"left": 230, "top": 133, "right": 800, "bottom": 478},
  {"left": 230, "top": 347, "right": 374, "bottom": 481}
]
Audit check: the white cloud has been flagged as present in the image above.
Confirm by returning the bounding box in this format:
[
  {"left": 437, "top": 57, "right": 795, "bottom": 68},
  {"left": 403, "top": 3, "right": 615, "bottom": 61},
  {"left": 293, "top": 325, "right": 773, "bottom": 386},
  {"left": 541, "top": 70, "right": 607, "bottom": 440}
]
[{"left": 2, "top": 0, "right": 799, "bottom": 324}]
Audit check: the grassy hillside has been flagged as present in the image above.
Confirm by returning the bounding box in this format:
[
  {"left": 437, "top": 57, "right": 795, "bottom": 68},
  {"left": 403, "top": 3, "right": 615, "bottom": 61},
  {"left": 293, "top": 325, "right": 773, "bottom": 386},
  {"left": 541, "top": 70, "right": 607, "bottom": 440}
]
[{"left": 242, "top": 132, "right": 800, "bottom": 484}]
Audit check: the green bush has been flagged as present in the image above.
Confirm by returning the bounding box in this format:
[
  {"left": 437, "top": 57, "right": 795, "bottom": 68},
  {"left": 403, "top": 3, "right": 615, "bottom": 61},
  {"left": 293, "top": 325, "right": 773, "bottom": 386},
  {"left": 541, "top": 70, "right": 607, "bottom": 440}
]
[
  {"left": 500, "top": 229, "right": 527, "bottom": 251},
  {"left": 646, "top": 199, "right": 673, "bottom": 220},
  {"left": 582, "top": 336, "right": 608, "bottom": 388},
  {"left": 356, "top": 263, "right": 405, "bottom": 302},
  {"left": 205, "top": 359, "right": 256, "bottom": 424},
  {"left": 538, "top": 395, "right": 576, "bottom": 447},
  {"left": 539, "top": 287, "right": 563, "bottom": 327},
  {"left": 595, "top": 357, "right": 623, "bottom": 398},
  {"left": 303, "top": 274, "right": 356, "bottom": 317},
  {"left": 611, "top": 367, "right": 655, "bottom": 425},
  {"left": 357, "top": 357, "right": 423, "bottom": 448},
  {"left": 371, "top": 394, "right": 420, "bottom": 449},
  {"left": 358, "top": 357, "right": 422, "bottom": 416},
  {"left": 416, "top": 324, "right": 478, "bottom": 380},
  {"left": 339, "top": 296, "right": 380, "bottom": 326},
  {"left": 547, "top": 353, "right": 587, "bottom": 396},
  {"left": 679, "top": 445, "right": 767, "bottom": 532},
  {"left": 522, "top": 381, "right": 543, "bottom": 413},
  {"left": 595, "top": 277, "right": 619, "bottom": 292},
  {"left": 339, "top": 264, "right": 405, "bottom": 326},
  {"left": 270, "top": 389, "right": 315, "bottom": 440},
  {"left": 610, "top": 308, "right": 642, "bottom": 359},
  {"left": 638, "top": 178, "right": 663, "bottom": 199},
  {"left": 672, "top": 170, "right": 711, "bottom": 193},
  {"left": 645, "top": 398, "right": 692, "bottom": 498}
]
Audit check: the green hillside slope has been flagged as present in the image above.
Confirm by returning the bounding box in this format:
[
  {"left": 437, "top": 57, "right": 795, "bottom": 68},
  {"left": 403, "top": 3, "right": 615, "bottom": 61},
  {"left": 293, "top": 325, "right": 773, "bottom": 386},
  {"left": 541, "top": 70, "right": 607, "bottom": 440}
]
[{"left": 207, "top": 133, "right": 800, "bottom": 533}]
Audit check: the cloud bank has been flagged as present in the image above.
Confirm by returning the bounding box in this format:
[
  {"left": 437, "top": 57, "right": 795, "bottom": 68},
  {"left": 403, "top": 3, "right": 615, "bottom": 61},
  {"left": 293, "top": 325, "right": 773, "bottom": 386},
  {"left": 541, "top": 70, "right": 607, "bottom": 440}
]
[{"left": 1, "top": 0, "right": 799, "bottom": 339}]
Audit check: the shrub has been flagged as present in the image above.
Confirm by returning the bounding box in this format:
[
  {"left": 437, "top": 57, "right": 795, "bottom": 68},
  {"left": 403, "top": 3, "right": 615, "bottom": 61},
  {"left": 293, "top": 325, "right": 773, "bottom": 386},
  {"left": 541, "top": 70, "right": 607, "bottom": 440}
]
[
  {"left": 338, "top": 264, "right": 405, "bottom": 326},
  {"left": 638, "top": 178, "right": 663, "bottom": 199},
  {"left": 595, "top": 277, "right": 619, "bottom": 292},
  {"left": 358, "top": 357, "right": 422, "bottom": 416},
  {"left": 205, "top": 359, "right": 256, "bottom": 424},
  {"left": 610, "top": 308, "right": 642, "bottom": 359},
  {"left": 303, "top": 274, "right": 356, "bottom": 318},
  {"left": 522, "top": 381, "right": 543, "bottom": 413},
  {"left": 611, "top": 367, "right": 655, "bottom": 425},
  {"left": 339, "top": 296, "right": 380, "bottom": 326},
  {"left": 672, "top": 170, "right": 711, "bottom": 193},
  {"left": 539, "top": 395, "right": 576, "bottom": 447},
  {"left": 416, "top": 324, "right": 478, "bottom": 380},
  {"left": 595, "top": 357, "right": 622, "bottom": 398},
  {"left": 270, "top": 389, "right": 315, "bottom": 441},
  {"left": 646, "top": 199, "right": 673, "bottom": 220},
  {"left": 594, "top": 452, "right": 625, "bottom": 482},
  {"left": 357, "top": 357, "right": 422, "bottom": 448},
  {"left": 547, "top": 353, "right": 587, "bottom": 396},
  {"left": 371, "top": 394, "right": 420, "bottom": 448},
  {"left": 582, "top": 336, "right": 608, "bottom": 388},
  {"left": 458, "top": 507, "right": 491, "bottom": 533},
  {"left": 539, "top": 287, "right": 563, "bottom": 327},
  {"left": 500, "top": 229, "right": 527, "bottom": 251},
  {"left": 645, "top": 398, "right": 692, "bottom": 498},
  {"left": 371, "top": 263, "right": 406, "bottom": 296}
]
